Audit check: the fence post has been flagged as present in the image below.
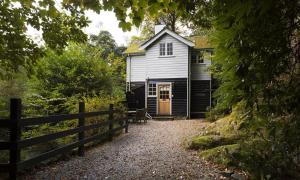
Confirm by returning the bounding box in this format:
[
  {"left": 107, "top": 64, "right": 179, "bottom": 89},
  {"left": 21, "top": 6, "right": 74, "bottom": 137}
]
[
  {"left": 9, "top": 98, "right": 21, "bottom": 180},
  {"left": 108, "top": 104, "right": 113, "bottom": 141},
  {"left": 125, "top": 111, "right": 129, "bottom": 133},
  {"left": 125, "top": 119, "right": 129, "bottom": 133},
  {"left": 78, "top": 102, "right": 85, "bottom": 156}
]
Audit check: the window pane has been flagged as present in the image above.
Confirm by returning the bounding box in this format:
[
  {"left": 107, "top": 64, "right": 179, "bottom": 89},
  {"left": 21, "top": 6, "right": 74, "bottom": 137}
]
[
  {"left": 148, "top": 83, "right": 156, "bottom": 96},
  {"left": 191, "top": 51, "right": 205, "bottom": 64},
  {"left": 198, "top": 53, "right": 204, "bottom": 63},
  {"left": 167, "top": 43, "right": 173, "bottom": 55},
  {"left": 191, "top": 54, "right": 196, "bottom": 63},
  {"left": 160, "top": 43, "right": 165, "bottom": 56}
]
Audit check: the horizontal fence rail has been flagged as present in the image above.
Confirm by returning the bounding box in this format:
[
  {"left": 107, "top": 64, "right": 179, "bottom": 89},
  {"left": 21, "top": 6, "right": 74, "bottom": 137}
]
[{"left": 0, "top": 99, "right": 129, "bottom": 180}]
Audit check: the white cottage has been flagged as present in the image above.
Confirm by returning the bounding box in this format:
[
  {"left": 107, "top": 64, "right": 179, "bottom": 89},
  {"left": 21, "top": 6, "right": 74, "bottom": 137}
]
[{"left": 125, "top": 25, "right": 214, "bottom": 118}]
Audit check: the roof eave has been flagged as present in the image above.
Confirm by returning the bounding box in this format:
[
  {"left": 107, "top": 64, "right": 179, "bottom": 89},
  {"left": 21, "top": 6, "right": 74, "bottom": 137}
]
[
  {"left": 124, "top": 52, "right": 146, "bottom": 56},
  {"left": 193, "top": 47, "right": 214, "bottom": 50}
]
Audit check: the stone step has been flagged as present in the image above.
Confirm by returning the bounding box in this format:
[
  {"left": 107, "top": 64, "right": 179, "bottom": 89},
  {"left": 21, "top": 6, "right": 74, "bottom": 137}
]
[{"left": 153, "top": 116, "right": 175, "bottom": 121}]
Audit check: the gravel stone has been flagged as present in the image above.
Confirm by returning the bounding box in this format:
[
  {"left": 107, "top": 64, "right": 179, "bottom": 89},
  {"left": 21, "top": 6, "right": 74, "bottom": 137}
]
[{"left": 21, "top": 120, "right": 227, "bottom": 180}]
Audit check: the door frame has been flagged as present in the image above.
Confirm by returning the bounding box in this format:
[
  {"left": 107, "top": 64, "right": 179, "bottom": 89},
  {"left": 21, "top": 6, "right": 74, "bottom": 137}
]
[{"left": 156, "top": 82, "right": 172, "bottom": 115}]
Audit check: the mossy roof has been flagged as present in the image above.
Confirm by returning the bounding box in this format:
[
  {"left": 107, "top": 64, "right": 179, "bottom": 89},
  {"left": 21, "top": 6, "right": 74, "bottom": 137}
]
[
  {"left": 124, "top": 35, "right": 212, "bottom": 55},
  {"left": 191, "top": 36, "right": 213, "bottom": 49},
  {"left": 124, "top": 43, "right": 145, "bottom": 55}
]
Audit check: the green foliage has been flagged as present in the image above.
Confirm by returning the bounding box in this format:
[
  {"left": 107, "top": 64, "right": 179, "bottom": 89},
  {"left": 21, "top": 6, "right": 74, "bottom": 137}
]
[
  {"left": 207, "top": 1, "right": 300, "bottom": 177},
  {"left": 90, "top": 31, "right": 117, "bottom": 59},
  {"left": 0, "top": 0, "right": 131, "bottom": 167},
  {"left": 160, "top": 0, "right": 300, "bottom": 178},
  {"left": 85, "top": 0, "right": 197, "bottom": 31},
  {"left": 0, "top": 0, "right": 210, "bottom": 77},
  {"left": 107, "top": 53, "right": 126, "bottom": 98},
  {"left": 190, "top": 105, "right": 300, "bottom": 179},
  {"left": 0, "top": 68, "right": 32, "bottom": 117},
  {"left": 80, "top": 95, "right": 126, "bottom": 139},
  {"left": 187, "top": 135, "right": 240, "bottom": 150},
  {"left": 18, "top": 95, "right": 126, "bottom": 163},
  {"left": 0, "top": 0, "right": 89, "bottom": 76},
  {"left": 199, "top": 144, "right": 241, "bottom": 167},
  {"left": 34, "top": 43, "right": 112, "bottom": 98},
  {"left": 211, "top": 0, "right": 300, "bottom": 117},
  {"left": 0, "top": 39, "right": 126, "bottom": 164},
  {"left": 1, "top": 0, "right": 298, "bottom": 178}
]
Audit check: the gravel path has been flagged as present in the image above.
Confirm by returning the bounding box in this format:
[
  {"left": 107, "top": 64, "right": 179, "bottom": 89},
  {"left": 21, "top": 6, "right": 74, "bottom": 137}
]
[{"left": 22, "top": 120, "right": 226, "bottom": 180}]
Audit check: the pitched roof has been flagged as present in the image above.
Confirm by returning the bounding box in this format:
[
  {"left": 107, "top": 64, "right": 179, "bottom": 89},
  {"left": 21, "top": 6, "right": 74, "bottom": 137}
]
[
  {"left": 123, "top": 43, "right": 145, "bottom": 55},
  {"left": 140, "top": 28, "right": 195, "bottom": 49},
  {"left": 189, "top": 36, "right": 213, "bottom": 49},
  {"left": 124, "top": 29, "right": 213, "bottom": 55}
]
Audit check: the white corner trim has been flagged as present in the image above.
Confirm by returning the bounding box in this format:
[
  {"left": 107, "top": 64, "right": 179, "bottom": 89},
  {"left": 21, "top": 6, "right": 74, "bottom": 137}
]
[{"left": 140, "top": 29, "right": 195, "bottom": 50}]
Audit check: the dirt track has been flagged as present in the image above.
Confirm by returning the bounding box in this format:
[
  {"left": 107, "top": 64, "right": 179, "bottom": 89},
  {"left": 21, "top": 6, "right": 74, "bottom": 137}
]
[{"left": 22, "top": 120, "right": 225, "bottom": 180}]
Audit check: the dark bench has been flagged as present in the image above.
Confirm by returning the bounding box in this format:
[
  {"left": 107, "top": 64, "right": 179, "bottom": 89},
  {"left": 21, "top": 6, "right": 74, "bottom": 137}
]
[{"left": 127, "top": 108, "right": 148, "bottom": 123}]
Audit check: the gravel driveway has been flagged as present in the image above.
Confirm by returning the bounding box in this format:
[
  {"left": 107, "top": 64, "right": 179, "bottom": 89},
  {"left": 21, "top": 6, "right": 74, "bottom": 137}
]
[{"left": 22, "top": 120, "right": 225, "bottom": 180}]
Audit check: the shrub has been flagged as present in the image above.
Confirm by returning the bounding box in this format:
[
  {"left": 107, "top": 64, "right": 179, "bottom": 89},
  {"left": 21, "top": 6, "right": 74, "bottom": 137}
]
[{"left": 199, "top": 144, "right": 241, "bottom": 167}]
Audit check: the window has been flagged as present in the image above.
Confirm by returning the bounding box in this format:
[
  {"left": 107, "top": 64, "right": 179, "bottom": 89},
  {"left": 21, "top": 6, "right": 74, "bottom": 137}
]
[
  {"left": 148, "top": 83, "right": 156, "bottom": 96},
  {"left": 191, "top": 54, "right": 197, "bottom": 64},
  {"left": 191, "top": 51, "right": 204, "bottom": 64},
  {"left": 159, "top": 85, "right": 170, "bottom": 100},
  {"left": 159, "top": 43, "right": 173, "bottom": 56},
  {"left": 167, "top": 43, "right": 173, "bottom": 55},
  {"left": 159, "top": 43, "right": 165, "bottom": 56},
  {"left": 198, "top": 54, "right": 204, "bottom": 63}
]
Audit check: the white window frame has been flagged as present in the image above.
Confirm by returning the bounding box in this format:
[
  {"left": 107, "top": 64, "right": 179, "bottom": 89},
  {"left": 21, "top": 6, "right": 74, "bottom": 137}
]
[
  {"left": 191, "top": 51, "right": 205, "bottom": 64},
  {"left": 159, "top": 42, "right": 174, "bottom": 57},
  {"left": 159, "top": 43, "right": 165, "bottom": 56},
  {"left": 167, "top": 43, "right": 173, "bottom": 55},
  {"left": 148, "top": 83, "right": 157, "bottom": 97}
]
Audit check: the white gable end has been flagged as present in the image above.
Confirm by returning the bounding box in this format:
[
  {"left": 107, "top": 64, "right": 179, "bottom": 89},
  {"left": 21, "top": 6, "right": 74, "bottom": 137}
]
[
  {"left": 140, "top": 28, "right": 194, "bottom": 49},
  {"left": 145, "top": 34, "right": 189, "bottom": 79}
]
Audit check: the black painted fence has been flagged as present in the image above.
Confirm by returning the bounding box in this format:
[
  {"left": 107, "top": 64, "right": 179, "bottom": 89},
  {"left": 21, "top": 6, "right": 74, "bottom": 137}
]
[{"left": 0, "top": 99, "right": 129, "bottom": 179}]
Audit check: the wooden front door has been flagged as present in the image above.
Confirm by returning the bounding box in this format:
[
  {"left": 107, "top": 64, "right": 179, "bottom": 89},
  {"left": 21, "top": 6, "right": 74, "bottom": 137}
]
[{"left": 158, "top": 84, "right": 171, "bottom": 115}]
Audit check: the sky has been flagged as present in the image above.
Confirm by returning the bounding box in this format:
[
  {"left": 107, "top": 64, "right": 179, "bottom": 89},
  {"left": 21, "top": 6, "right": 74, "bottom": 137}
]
[
  {"left": 83, "top": 10, "right": 140, "bottom": 46},
  {"left": 27, "top": 10, "right": 140, "bottom": 46}
]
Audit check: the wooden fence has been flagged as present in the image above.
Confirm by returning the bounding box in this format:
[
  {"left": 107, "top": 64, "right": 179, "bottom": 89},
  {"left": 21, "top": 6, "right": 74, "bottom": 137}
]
[{"left": 0, "top": 98, "right": 128, "bottom": 179}]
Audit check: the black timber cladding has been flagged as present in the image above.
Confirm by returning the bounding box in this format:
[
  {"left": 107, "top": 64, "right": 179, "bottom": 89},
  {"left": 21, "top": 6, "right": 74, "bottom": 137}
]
[
  {"left": 147, "top": 78, "right": 187, "bottom": 116},
  {"left": 128, "top": 82, "right": 145, "bottom": 109},
  {"left": 191, "top": 80, "right": 211, "bottom": 118},
  {"left": 147, "top": 97, "right": 156, "bottom": 115}
]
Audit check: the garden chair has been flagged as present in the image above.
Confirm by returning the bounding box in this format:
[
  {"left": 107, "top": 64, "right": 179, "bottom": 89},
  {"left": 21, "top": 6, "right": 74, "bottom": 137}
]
[{"left": 135, "top": 109, "right": 144, "bottom": 123}]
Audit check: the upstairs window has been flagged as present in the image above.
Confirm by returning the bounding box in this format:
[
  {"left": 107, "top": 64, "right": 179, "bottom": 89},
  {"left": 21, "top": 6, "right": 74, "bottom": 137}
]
[
  {"left": 167, "top": 43, "right": 173, "bottom": 55},
  {"left": 191, "top": 51, "right": 204, "bottom": 64},
  {"left": 159, "top": 43, "right": 165, "bottom": 56},
  {"left": 159, "top": 43, "right": 173, "bottom": 56},
  {"left": 148, "top": 83, "right": 156, "bottom": 97}
]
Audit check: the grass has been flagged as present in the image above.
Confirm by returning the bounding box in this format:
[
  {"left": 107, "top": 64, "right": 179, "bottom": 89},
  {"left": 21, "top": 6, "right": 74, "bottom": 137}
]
[
  {"left": 187, "top": 134, "right": 240, "bottom": 150},
  {"left": 188, "top": 102, "right": 300, "bottom": 179},
  {"left": 186, "top": 105, "right": 248, "bottom": 170},
  {"left": 199, "top": 144, "right": 241, "bottom": 166}
]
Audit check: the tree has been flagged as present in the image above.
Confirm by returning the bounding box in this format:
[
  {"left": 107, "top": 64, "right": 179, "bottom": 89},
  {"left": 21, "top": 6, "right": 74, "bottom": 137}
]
[
  {"left": 92, "top": 0, "right": 300, "bottom": 177},
  {"left": 0, "top": 0, "right": 195, "bottom": 77},
  {"left": 0, "top": 0, "right": 90, "bottom": 77},
  {"left": 34, "top": 43, "right": 112, "bottom": 98},
  {"left": 90, "top": 31, "right": 117, "bottom": 59},
  {"left": 0, "top": 68, "right": 31, "bottom": 117}
]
